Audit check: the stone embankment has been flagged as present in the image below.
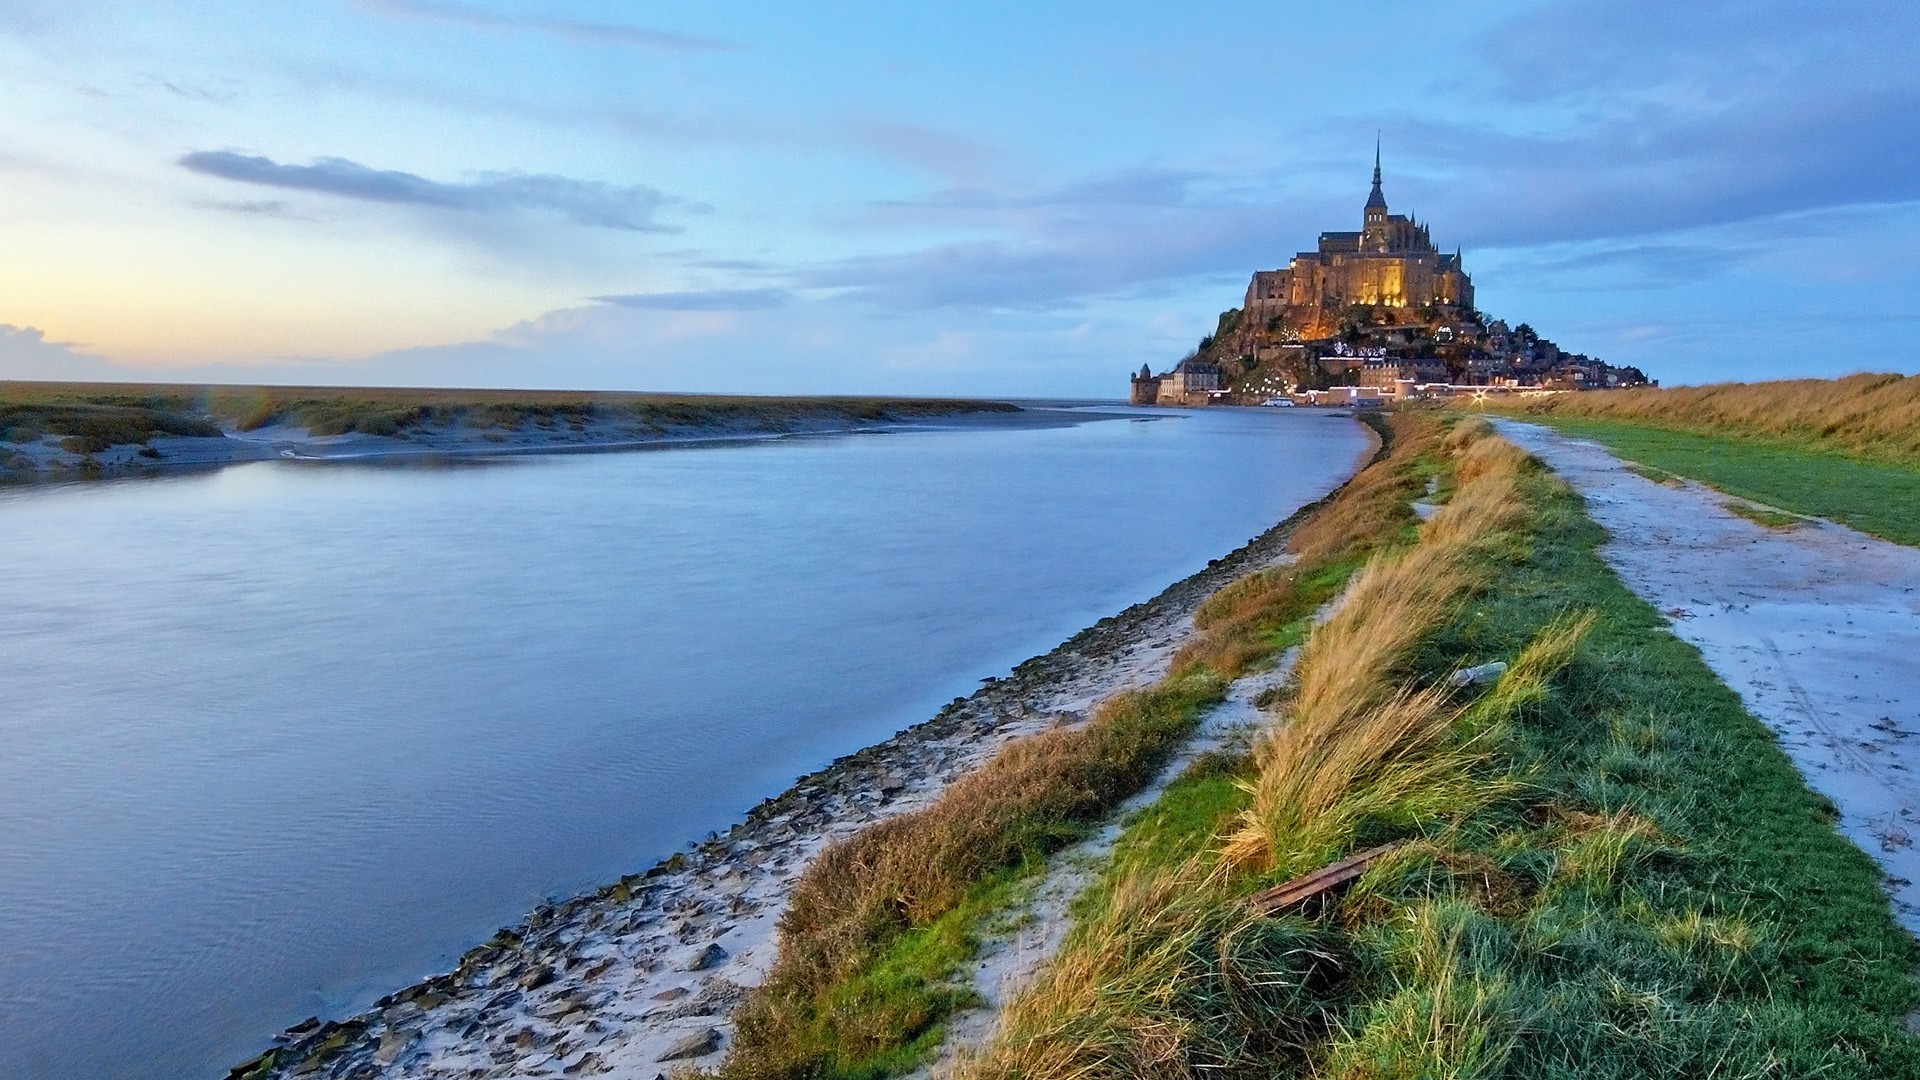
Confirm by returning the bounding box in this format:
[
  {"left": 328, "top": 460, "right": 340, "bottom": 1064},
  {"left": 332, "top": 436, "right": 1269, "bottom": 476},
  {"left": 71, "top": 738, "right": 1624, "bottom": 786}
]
[{"left": 233, "top": 442, "right": 1364, "bottom": 1080}]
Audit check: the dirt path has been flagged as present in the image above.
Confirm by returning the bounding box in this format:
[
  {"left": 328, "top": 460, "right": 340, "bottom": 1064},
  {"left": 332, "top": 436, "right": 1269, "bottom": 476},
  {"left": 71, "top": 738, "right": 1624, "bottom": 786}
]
[
  {"left": 1494, "top": 419, "right": 1920, "bottom": 935},
  {"left": 923, "top": 660, "right": 1293, "bottom": 1078}
]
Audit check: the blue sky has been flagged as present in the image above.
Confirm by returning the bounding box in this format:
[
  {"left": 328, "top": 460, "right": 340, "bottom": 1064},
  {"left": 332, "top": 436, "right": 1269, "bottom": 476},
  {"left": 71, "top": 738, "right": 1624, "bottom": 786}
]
[{"left": 1, "top": 0, "right": 1915, "bottom": 395}]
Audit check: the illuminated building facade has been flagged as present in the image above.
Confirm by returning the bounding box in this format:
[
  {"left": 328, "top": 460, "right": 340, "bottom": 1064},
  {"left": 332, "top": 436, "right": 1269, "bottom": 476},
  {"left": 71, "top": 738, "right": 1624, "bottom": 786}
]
[{"left": 1244, "top": 147, "right": 1473, "bottom": 324}]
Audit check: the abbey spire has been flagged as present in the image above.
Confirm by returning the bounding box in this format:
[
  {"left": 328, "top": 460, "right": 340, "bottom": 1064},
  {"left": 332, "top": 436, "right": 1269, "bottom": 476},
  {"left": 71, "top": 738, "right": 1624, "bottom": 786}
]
[{"left": 1364, "top": 140, "right": 1387, "bottom": 212}]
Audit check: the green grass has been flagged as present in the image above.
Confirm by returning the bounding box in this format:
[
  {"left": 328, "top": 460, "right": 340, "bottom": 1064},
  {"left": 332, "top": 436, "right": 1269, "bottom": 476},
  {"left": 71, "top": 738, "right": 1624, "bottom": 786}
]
[
  {"left": 716, "top": 672, "right": 1230, "bottom": 1080},
  {"left": 1391, "top": 466, "right": 1920, "bottom": 1076},
  {"left": 1624, "top": 462, "right": 1678, "bottom": 486},
  {"left": 794, "top": 871, "right": 1031, "bottom": 1080},
  {"left": 1495, "top": 413, "right": 1920, "bottom": 547},
  {"left": 966, "top": 428, "right": 1920, "bottom": 1079},
  {"left": 1723, "top": 501, "right": 1803, "bottom": 529}
]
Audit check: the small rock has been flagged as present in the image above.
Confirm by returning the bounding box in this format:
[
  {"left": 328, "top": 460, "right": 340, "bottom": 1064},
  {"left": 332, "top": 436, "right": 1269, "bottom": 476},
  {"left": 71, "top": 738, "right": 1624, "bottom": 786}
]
[
  {"left": 657, "top": 1028, "right": 721, "bottom": 1062},
  {"left": 373, "top": 1030, "right": 413, "bottom": 1065},
  {"left": 519, "top": 965, "right": 555, "bottom": 990},
  {"left": 652, "top": 986, "right": 691, "bottom": 1001},
  {"left": 536, "top": 997, "right": 586, "bottom": 1021},
  {"left": 1448, "top": 661, "right": 1508, "bottom": 688},
  {"left": 685, "top": 942, "right": 728, "bottom": 971}
]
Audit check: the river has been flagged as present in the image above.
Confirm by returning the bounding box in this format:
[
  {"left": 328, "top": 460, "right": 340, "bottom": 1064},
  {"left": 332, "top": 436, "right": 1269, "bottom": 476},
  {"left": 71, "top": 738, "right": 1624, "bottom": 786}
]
[{"left": 0, "top": 405, "right": 1368, "bottom": 1079}]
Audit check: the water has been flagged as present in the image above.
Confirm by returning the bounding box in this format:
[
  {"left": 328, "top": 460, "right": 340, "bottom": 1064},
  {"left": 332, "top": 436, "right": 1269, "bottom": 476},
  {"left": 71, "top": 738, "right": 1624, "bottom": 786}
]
[{"left": 0, "top": 406, "right": 1368, "bottom": 1079}]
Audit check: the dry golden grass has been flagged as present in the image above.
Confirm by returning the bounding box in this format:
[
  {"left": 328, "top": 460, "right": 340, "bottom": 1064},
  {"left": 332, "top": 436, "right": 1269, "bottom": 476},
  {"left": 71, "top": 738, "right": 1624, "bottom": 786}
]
[
  {"left": 1222, "top": 428, "right": 1536, "bottom": 875},
  {"left": 956, "top": 418, "right": 1588, "bottom": 1080},
  {"left": 1498, "top": 372, "right": 1920, "bottom": 467},
  {"left": 1172, "top": 412, "right": 1449, "bottom": 680},
  {"left": 955, "top": 865, "right": 1257, "bottom": 1080},
  {"left": 1286, "top": 414, "right": 1442, "bottom": 564},
  {"left": 1172, "top": 566, "right": 1305, "bottom": 679},
  {"left": 718, "top": 672, "right": 1223, "bottom": 1080}
]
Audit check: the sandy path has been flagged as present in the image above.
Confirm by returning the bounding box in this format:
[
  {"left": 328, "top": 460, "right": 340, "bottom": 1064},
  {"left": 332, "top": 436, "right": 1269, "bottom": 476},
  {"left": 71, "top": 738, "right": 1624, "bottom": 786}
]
[
  {"left": 924, "top": 660, "right": 1292, "bottom": 1077},
  {"left": 1494, "top": 420, "right": 1920, "bottom": 934}
]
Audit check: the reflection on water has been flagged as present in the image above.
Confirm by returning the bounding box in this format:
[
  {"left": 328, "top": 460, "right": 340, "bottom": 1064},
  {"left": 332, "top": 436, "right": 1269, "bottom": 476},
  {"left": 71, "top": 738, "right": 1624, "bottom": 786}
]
[{"left": 0, "top": 407, "right": 1367, "bottom": 1079}]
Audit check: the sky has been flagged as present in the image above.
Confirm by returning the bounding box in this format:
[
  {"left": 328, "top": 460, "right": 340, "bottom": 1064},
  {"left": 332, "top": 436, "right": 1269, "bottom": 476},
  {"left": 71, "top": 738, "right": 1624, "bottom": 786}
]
[{"left": 1, "top": 0, "right": 1916, "bottom": 396}]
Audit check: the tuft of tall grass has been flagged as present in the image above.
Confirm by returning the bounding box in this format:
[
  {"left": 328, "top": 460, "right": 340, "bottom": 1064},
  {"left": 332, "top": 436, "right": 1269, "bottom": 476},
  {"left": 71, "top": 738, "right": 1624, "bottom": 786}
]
[
  {"left": 1223, "top": 423, "right": 1539, "bottom": 877},
  {"left": 1322, "top": 902, "right": 1527, "bottom": 1080},
  {"left": 959, "top": 864, "right": 1346, "bottom": 1080}
]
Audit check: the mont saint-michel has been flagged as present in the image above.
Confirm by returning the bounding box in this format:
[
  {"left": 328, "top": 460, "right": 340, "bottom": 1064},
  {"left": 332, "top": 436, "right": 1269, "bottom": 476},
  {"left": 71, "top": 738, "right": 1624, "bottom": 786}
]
[{"left": 1132, "top": 149, "right": 1651, "bottom": 406}]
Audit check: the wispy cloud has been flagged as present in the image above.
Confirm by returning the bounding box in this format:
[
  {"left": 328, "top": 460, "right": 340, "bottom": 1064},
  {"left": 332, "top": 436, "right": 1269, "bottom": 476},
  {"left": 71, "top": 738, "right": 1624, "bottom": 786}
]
[
  {"left": 178, "top": 150, "right": 680, "bottom": 232},
  {"left": 838, "top": 120, "right": 1005, "bottom": 184},
  {"left": 797, "top": 169, "right": 1322, "bottom": 310},
  {"left": 355, "top": 0, "right": 732, "bottom": 53},
  {"left": 594, "top": 288, "right": 793, "bottom": 311},
  {"left": 150, "top": 75, "right": 243, "bottom": 105},
  {"left": 198, "top": 198, "right": 299, "bottom": 218}
]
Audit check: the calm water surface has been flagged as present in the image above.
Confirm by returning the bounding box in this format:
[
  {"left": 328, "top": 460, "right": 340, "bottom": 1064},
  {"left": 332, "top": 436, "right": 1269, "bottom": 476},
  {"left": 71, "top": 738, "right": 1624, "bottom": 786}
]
[{"left": 0, "top": 407, "right": 1368, "bottom": 1079}]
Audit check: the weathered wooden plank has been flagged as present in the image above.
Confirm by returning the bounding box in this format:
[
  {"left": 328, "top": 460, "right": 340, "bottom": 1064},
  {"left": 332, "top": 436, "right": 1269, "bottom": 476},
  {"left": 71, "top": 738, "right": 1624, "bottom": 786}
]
[{"left": 1249, "top": 842, "right": 1402, "bottom": 915}]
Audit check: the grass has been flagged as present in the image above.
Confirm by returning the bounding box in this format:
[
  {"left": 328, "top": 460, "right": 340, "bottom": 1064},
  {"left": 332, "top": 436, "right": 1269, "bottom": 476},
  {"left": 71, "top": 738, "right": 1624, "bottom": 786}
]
[
  {"left": 0, "top": 400, "right": 222, "bottom": 452},
  {"left": 1484, "top": 413, "right": 1920, "bottom": 547},
  {"left": 955, "top": 415, "right": 1920, "bottom": 1080},
  {"left": 706, "top": 414, "right": 1444, "bottom": 1080},
  {"left": 0, "top": 380, "right": 1017, "bottom": 447},
  {"left": 1723, "top": 502, "right": 1803, "bottom": 529},
  {"left": 1623, "top": 462, "right": 1678, "bottom": 486},
  {"left": 714, "top": 671, "right": 1227, "bottom": 1080},
  {"left": 1494, "top": 371, "right": 1920, "bottom": 468}
]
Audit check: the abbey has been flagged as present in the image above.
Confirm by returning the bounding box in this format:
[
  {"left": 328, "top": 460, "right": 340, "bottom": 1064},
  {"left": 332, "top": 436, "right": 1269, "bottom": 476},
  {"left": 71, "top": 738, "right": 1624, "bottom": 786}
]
[
  {"left": 1128, "top": 146, "right": 1649, "bottom": 406},
  {"left": 1243, "top": 147, "right": 1471, "bottom": 329}
]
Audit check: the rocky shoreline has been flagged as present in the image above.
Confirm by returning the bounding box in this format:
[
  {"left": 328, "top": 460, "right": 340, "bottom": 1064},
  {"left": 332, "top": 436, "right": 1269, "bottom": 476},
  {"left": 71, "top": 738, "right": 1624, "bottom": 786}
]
[{"left": 231, "top": 423, "right": 1371, "bottom": 1080}]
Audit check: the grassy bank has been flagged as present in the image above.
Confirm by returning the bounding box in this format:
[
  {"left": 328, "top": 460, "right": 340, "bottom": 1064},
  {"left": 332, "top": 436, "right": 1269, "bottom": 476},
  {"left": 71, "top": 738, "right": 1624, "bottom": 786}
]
[
  {"left": 0, "top": 381, "right": 1017, "bottom": 446},
  {"left": 704, "top": 414, "right": 1442, "bottom": 1080},
  {"left": 955, "top": 415, "right": 1920, "bottom": 1079},
  {"left": 1485, "top": 413, "right": 1920, "bottom": 547},
  {"left": 1494, "top": 372, "right": 1920, "bottom": 468}
]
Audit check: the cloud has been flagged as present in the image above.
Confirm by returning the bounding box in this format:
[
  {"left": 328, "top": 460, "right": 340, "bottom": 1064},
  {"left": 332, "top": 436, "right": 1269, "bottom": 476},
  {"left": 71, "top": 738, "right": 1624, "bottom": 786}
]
[
  {"left": 199, "top": 198, "right": 298, "bottom": 217},
  {"left": 798, "top": 170, "right": 1325, "bottom": 311},
  {"left": 178, "top": 150, "right": 680, "bottom": 232},
  {"left": 151, "top": 76, "right": 242, "bottom": 105},
  {"left": 355, "top": 0, "right": 732, "bottom": 53},
  {"left": 0, "top": 325, "right": 127, "bottom": 382},
  {"left": 594, "top": 288, "right": 793, "bottom": 311},
  {"left": 1363, "top": 0, "right": 1920, "bottom": 250},
  {"left": 838, "top": 120, "right": 1005, "bottom": 184}
]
